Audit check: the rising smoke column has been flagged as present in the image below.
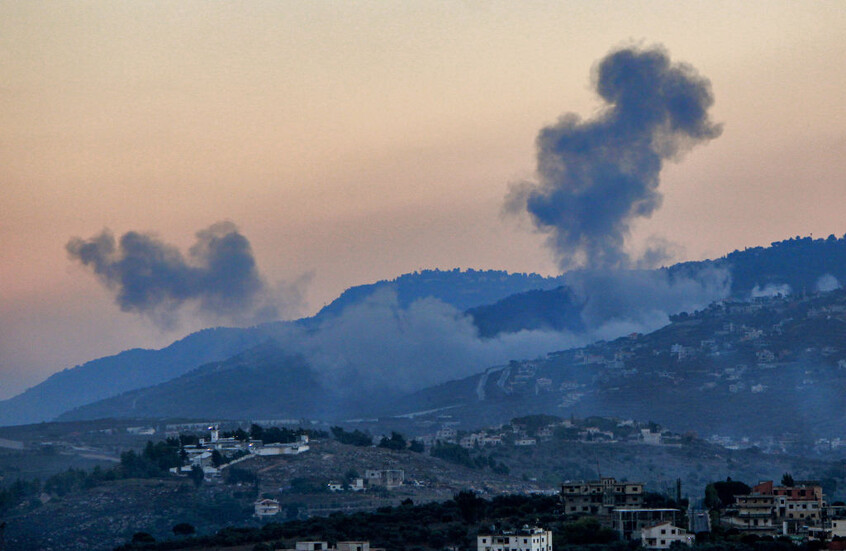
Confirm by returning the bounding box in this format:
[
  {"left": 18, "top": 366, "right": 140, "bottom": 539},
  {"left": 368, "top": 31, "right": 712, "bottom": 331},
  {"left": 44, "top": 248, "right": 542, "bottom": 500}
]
[
  {"left": 507, "top": 45, "right": 722, "bottom": 270},
  {"left": 67, "top": 221, "right": 278, "bottom": 326}
]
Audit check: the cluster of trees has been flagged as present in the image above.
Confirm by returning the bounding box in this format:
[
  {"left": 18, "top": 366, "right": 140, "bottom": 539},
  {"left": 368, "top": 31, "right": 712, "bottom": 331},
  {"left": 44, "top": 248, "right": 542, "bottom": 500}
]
[
  {"left": 331, "top": 426, "right": 426, "bottom": 452},
  {"left": 377, "top": 431, "right": 424, "bottom": 452},
  {"left": 0, "top": 478, "right": 40, "bottom": 513},
  {"left": 114, "top": 492, "right": 617, "bottom": 550},
  {"left": 248, "top": 424, "right": 324, "bottom": 445},
  {"left": 430, "top": 443, "right": 509, "bottom": 474},
  {"left": 331, "top": 426, "right": 373, "bottom": 446}
]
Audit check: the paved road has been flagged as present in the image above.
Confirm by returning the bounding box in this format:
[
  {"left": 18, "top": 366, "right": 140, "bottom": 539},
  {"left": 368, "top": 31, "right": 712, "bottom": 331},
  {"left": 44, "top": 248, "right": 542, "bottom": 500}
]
[{"left": 689, "top": 508, "right": 711, "bottom": 533}]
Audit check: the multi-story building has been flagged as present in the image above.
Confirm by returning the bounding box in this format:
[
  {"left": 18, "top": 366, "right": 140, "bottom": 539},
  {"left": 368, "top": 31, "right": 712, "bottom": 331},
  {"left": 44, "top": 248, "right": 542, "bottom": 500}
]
[
  {"left": 477, "top": 526, "right": 552, "bottom": 551},
  {"left": 560, "top": 477, "right": 644, "bottom": 516},
  {"left": 726, "top": 494, "right": 777, "bottom": 534},
  {"left": 723, "top": 481, "right": 827, "bottom": 536}
]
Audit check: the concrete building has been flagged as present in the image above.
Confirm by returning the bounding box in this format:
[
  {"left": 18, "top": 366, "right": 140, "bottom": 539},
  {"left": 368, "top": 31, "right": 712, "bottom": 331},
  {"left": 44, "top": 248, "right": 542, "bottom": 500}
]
[
  {"left": 254, "top": 498, "right": 281, "bottom": 517},
  {"left": 560, "top": 477, "right": 644, "bottom": 516},
  {"left": 641, "top": 522, "right": 695, "bottom": 549},
  {"left": 364, "top": 469, "right": 404, "bottom": 489},
  {"left": 477, "top": 526, "right": 552, "bottom": 551},
  {"left": 725, "top": 494, "right": 777, "bottom": 534}
]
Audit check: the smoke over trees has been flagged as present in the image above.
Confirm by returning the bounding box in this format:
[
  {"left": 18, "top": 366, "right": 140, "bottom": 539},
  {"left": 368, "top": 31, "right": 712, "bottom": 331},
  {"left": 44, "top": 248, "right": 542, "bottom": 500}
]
[{"left": 507, "top": 44, "right": 722, "bottom": 270}]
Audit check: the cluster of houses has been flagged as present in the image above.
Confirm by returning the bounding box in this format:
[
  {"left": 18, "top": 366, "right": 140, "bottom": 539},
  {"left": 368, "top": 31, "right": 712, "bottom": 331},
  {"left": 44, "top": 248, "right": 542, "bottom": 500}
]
[
  {"left": 559, "top": 477, "right": 694, "bottom": 549},
  {"left": 420, "top": 418, "right": 680, "bottom": 450},
  {"left": 556, "top": 476, "right": 846, "bottom": 546},
  {"left": 722, "top": 479, "right": 845, "bottom": 539},
  {"left": 256, "top": 469, "right": 406, "bottom": 517},
  {"left": 172, "top": 424, "right": 310, "bottom": 476},
  {"left": 270, "top": 523, "right": 687, "bottom": 551},
  {"left": 266, "top": 541, "right": 381, "bottom": 551}
]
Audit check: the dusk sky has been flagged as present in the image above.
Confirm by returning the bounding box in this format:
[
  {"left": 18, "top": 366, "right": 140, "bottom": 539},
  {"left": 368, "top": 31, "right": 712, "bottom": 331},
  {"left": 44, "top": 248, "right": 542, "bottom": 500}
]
[{"left": 2, "top": 2, "right": 845, "bottom": 399}]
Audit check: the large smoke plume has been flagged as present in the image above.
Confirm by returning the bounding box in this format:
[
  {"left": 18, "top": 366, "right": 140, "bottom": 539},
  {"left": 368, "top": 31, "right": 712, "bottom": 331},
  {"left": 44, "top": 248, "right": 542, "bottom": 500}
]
[
  {"left": 67, "top": 222, "right": 289, "bottom": 326},
  {"left": 507, "top": 45, "right": 722, "bottom": 270},
  {"left": 267, "top": 266, "right": 730, "bottom": 399}
]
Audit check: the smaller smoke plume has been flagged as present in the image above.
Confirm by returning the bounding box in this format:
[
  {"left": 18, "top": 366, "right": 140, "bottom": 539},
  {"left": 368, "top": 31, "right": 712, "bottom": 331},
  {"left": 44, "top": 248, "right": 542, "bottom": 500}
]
[
  {"left": 507, "top": 44, "right": 722, "bottom": 270},
  {"left": 816, "top": 274, "right": 841, "bottom": 293},
  {"left": 750, "top": 283, "right": 792, "bottom": 298},
  {"left": 67, "top": 222, "right": 285, "bottom": 326}
]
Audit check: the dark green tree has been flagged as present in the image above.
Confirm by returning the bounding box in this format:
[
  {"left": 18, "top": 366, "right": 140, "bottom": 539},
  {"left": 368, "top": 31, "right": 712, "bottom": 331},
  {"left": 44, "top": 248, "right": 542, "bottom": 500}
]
[
  {"left": 131, "top": 532, "right": 155, "bottom": 544},
  {"left": 172, "top": 522, "right": 195, "bottom": 536},
  {"left": 211, "top": 449, "right": 224, "bottom": 468},
  {"left": 378, "top": 432, "right": 407, "bottom": 450},
  {"left": 453, "top": 490, "right": 485, "bottom": 523},
  {"left": 331, "top": 426, "right": 373, "bottom": 446},
  {"left": 189, "top": 465, "right": 204, "bottom": 487}
]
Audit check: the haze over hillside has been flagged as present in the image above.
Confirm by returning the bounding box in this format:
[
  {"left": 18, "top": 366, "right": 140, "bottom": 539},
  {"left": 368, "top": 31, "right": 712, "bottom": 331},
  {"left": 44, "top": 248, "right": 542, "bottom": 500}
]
[{"left": 1, "top": 233, "right": 840, "bottom": 433}]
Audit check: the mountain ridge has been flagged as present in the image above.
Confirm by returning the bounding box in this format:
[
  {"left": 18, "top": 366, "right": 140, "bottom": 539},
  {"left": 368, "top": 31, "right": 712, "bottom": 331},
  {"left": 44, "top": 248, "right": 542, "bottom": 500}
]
[{"left": 7, "top": 234, "right": 846, "bottom": 427}]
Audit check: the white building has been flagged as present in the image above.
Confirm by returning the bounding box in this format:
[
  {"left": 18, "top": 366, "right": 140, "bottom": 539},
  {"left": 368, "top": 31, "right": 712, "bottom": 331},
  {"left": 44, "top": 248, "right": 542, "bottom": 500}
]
[
  {"left": 477, "top": 526, "right": 552, "bottom": 551},
  {"left": 254, "top": 435, "right": 310, "bottom": 455},
  {"left": 254, "top": 498, "right": 281, "bottom": 517},
  {"left": 289, "top": 543, "right": 371, "bottom": 551},
  {"left": 640, "top": 522, "right": 694, "bottom": 549}
]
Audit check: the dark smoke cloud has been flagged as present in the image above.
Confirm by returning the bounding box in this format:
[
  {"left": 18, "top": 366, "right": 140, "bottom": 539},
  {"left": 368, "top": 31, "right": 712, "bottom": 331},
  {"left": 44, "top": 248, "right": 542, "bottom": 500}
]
[
  {"left": 67, "top": 222, "right": 287, "bottom": 326},
  {"left": 507, "top": 45, "right": 722, "bottom": 270}
]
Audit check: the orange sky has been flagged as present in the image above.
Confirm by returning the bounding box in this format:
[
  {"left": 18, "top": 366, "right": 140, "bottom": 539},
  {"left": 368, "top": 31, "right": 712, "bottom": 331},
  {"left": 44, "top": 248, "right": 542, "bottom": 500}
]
[{"left": 1, "top": 1, "right": 845, "bottom": 398}]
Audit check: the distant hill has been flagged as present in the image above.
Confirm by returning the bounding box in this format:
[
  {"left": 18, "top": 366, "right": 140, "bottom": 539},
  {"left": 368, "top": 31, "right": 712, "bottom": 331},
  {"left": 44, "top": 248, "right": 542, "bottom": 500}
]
[
  {"left": 9, "top": 235, "right": 846, "bottom": 428},
  {"left": 468, "top": 235, "right": 846, "bottom": 338},
  {"left": 382, "top": 287, "right": 846, "bottom": 439},
  {"left": 468, "top": 286, "right": 584, "bottom": 338},
  {"left": 1, "top": 269, "right": 565, "bottom": 426},
  {"left": 315, "top": 268, "right": 567, "bottom": 318},
  {"left": 67, "top": 287, "right": 846, "bottom": 439},
  {"left": 0, "top": 326, "right": 280, "bottom": 426},
  {"left": 671, "top": 234, "right": 846, "bottom": 295},
  {"left": 59, "top": 342, "right": 329, "bottom": 421}
]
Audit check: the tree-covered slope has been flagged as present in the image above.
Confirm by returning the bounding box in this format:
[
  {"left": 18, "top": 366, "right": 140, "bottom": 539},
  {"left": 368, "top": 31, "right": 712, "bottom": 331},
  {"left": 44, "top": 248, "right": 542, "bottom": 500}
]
[{"left": 59, "top": 342, "right": 328, "bottom": 421}]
